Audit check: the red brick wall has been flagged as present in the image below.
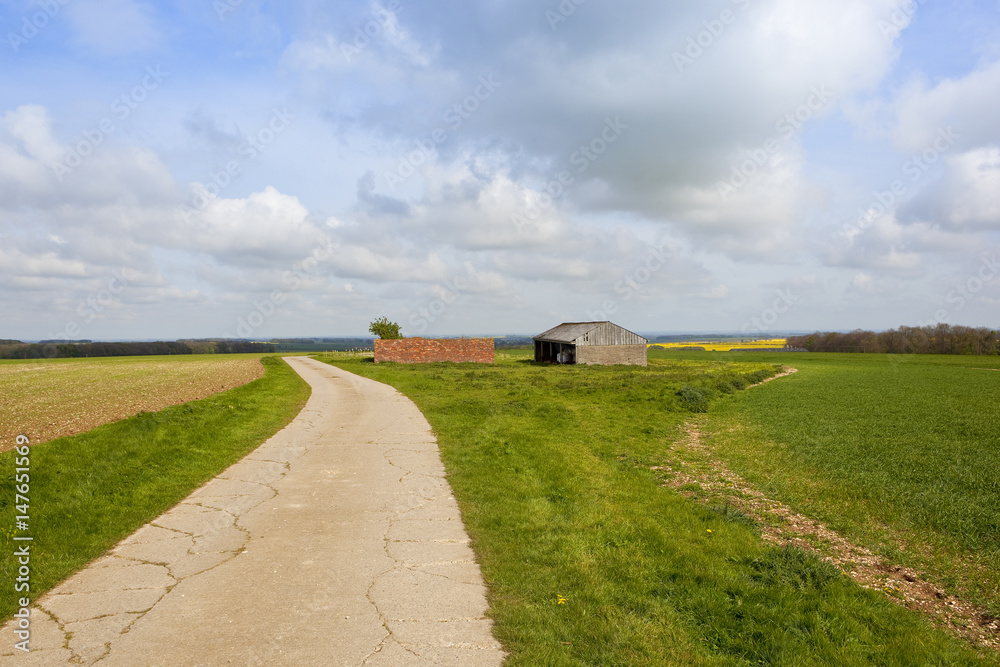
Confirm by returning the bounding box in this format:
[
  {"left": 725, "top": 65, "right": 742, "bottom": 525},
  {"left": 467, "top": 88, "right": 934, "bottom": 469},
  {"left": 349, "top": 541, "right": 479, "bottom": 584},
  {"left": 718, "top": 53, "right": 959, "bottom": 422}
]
[{"left": 374, "top": 338, "right": 495, "bottom": 364}]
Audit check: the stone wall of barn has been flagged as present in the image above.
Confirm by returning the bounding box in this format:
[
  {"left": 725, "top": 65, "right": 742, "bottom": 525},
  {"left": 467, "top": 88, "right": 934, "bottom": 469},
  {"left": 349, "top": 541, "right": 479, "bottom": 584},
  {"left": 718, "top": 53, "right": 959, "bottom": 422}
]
[
  {"left": 575, "top": 344, "right": 647, "bottom": 367},
  {"left": 374, "top": 338, "right": 495, "bottom": 364}
]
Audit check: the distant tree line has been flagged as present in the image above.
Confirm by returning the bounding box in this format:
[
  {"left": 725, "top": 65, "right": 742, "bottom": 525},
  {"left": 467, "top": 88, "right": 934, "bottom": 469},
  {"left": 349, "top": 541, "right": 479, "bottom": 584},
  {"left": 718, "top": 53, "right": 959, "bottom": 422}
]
[
  {"left": 0, "top": 340, "right": 276, "bottom": 359},
  {"left": 214, "top": 341, "right": 277, "bottom": 354},
  {"left": 495, "top": 336, "right": 534, "bottom": 349},
  {"left": 788, "top": 325, "right": 1000, "bottom": 355},
  {"left": 269, "top": 338, "right": 375, "bottom": 352}
]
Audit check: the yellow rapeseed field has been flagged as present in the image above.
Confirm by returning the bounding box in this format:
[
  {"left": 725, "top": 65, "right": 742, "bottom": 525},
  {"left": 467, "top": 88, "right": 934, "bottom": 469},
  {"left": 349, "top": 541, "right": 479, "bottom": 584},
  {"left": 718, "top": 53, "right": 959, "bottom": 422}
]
[{"left": 649, "top": 339, "right": 787, "bottom": 352}]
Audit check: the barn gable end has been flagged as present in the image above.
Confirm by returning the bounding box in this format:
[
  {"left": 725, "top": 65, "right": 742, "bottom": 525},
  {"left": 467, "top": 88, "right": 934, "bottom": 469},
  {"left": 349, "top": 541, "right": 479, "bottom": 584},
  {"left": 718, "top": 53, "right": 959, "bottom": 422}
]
[{"left": 533, "top": 322, "right": 648, "bottom": 366}]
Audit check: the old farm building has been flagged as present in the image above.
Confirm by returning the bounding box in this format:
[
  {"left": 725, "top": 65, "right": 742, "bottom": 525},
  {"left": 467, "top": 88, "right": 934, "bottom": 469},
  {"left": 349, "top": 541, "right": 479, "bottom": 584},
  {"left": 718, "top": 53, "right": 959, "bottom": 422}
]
[{"left": 533, "top": 322, "right": 648, "bottom": 367}]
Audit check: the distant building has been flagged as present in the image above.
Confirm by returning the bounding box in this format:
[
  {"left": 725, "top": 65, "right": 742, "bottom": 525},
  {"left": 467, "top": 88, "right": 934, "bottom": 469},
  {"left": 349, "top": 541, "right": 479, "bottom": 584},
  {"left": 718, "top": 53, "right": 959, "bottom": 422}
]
[{"left": 533, "top": 322, "right": 648, "bottom": 367}]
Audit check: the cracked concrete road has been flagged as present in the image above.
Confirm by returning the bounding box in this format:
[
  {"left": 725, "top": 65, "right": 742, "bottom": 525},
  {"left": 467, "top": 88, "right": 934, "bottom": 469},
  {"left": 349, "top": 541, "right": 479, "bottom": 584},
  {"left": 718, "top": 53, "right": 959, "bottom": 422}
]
[{"left": 2, "top": 357, "right": 506, "bottom": 666}]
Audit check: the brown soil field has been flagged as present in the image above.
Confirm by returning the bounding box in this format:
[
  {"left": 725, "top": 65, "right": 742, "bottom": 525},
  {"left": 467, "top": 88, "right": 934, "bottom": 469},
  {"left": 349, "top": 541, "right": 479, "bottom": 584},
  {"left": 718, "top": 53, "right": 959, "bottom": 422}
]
[{"left": 0, "top": 355, "right": 265, "bottom": 451}]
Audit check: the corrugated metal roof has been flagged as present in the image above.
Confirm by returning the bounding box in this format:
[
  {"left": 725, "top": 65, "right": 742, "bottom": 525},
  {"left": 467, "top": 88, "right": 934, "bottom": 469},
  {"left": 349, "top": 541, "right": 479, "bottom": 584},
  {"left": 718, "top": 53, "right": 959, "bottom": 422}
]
[
  {"left": 533, "top": 322, "right": 606, "bottom": 343},
  {"left": 534, "top": 322, "right": 649, "bottom": 346}
]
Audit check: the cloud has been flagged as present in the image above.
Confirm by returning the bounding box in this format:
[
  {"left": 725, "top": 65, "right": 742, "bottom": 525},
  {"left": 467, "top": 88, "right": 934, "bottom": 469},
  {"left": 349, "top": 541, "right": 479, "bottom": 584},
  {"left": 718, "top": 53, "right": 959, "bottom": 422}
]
[
  {"left": 0, "top": 105, "right": 179, "bottom": 221},
  {"left": 281, "top": 35, "right": 351, "bottom": 72},
  {"left": 5, "top": 1, "right": 1000, "bottom": 338},
  {"left": 292, "top": 0, "right": 909, "bottom": 264},
  {"left": 171, "top": 187, "right": 323, "bottom": 265},
  {"left": 891, "top": 59, "right": 1000, "bottom": 152},
  {"left": 280, "top": 2, "right": 435, "bottom": 85},
  {"left": 182, "top": 111, "right": 245, "bottom": 154},
  {"left": 902, "top": 146, "right": 1000, "bottom": 229},
  {"left": 65, "top": 0, "right": 162, "bottom": 56},
  {"left": 0, "top": 247, "right": 90, "bottom": 286},
  {"left": 852, "top": 272, "right": 874, "bottom": 292},
  {"left": 0, "top": 105, "right": 62, "bottom": 205},
  {"left": 356, "top": 170, "right": 411, "bottom": 217},
  {"left": 0, "top": 104, "right": 177, "bottom": 213}
]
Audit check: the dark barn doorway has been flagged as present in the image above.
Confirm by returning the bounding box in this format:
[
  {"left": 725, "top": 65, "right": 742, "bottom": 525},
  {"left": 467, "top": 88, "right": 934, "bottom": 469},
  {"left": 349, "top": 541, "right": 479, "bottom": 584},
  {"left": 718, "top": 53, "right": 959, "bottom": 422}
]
[{"left": 534, "top": 340, "right": 576, "bottom": 364}]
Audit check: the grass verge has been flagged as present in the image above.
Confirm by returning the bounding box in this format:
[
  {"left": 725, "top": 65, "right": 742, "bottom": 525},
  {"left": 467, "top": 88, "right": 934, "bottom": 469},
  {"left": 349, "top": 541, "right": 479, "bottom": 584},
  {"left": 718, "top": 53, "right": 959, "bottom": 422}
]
[
  {"left": 0, "top": 355, "right": 310, "bottom": 622},
  {"left": 319, "top": 351, "right": 997, "bottom": 666}
]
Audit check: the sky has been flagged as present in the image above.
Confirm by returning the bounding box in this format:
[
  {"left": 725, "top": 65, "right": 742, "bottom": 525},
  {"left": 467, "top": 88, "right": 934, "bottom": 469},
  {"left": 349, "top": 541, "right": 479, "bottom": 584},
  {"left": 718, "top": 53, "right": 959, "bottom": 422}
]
[{"left": 1, "top": 0, "right": 999, "bottom": 340}]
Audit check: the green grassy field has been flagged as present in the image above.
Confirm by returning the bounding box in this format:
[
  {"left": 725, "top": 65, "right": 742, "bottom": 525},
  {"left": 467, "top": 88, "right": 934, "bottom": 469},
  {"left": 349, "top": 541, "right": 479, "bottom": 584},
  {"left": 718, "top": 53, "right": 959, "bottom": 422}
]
[
  {"left": 320, "top": 350, "right": 998, "bottom": 665},
  {"left": 663, "top": 350, "right": 1000, "bottom": 618},
  {"left": 0, "top": 356, "right": 310, "bottom": 622}
]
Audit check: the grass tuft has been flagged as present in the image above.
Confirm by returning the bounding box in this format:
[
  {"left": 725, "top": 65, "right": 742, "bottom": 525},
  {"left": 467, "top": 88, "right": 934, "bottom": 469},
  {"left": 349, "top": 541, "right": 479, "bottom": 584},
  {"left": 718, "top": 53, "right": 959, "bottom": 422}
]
[
  {"left": 747, "top": 545, "right": 843, "bottom": 591},
  {"left": 677, "top": 385, "right": 714, "bottom": 412}
]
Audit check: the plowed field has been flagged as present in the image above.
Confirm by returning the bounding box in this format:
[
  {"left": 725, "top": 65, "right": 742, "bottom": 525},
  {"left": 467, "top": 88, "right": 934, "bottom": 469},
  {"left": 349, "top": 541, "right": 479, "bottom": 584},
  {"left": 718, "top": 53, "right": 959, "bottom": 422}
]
[{"left": 0, "top": 355, "right": 265, "bottom": 450}]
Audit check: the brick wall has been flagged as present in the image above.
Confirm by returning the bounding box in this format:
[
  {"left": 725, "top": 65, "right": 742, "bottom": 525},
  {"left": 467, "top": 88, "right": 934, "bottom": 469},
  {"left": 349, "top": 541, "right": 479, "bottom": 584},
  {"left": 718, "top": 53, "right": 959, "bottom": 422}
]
[
  {"left": 576, "top": 345, "right": 648, "bottom": 367},
  {"left": 374, "top": 338, "right": 495, "bottom": 364}
]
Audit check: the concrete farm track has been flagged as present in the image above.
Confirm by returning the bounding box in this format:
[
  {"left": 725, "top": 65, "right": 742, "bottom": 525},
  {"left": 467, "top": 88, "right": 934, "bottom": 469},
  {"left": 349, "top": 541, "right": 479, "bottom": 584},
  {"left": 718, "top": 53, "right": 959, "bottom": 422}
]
[{"left": 2, "top": 357, "right": 505, "bottom": 666}]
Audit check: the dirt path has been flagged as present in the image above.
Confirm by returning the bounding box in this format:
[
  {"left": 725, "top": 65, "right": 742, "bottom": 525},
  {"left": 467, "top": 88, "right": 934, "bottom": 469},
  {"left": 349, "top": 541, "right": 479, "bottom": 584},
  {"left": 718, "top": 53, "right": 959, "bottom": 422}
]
[
  {"left": 654, "top": 368, "right": 1000, "bottom": 651},
  {"left": 1, "top": 357, "right": 505, "bottom": 665}
]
